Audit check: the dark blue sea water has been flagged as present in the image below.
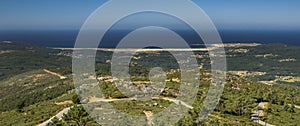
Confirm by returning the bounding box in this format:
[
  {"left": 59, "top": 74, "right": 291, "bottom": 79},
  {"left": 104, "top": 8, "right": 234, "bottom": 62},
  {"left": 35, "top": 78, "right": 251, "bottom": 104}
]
[{"left": 0, "top": 29, "right": 299, "bottom": 48}]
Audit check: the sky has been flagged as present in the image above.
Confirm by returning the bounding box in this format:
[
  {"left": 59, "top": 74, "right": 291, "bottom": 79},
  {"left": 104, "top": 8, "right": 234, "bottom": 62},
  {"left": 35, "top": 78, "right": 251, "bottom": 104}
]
[{"left": 1, "top": 0, "right": 300, "bottom": 31}]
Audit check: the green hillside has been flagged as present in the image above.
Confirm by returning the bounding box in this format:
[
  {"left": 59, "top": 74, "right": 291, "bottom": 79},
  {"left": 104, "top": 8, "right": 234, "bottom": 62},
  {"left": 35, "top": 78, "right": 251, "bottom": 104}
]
[{"left": 0, "top": 42, "right": 299, "bottom": 126}]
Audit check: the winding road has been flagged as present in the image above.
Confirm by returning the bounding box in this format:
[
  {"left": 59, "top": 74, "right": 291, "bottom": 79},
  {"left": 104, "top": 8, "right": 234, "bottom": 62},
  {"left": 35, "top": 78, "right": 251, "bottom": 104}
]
[{"left": 38, "top": 107, "right": 71, "bottom": 126}]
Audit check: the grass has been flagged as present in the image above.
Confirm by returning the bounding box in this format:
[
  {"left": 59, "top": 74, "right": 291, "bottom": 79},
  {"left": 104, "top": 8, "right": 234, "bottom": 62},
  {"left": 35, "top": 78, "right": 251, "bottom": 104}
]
[{"left": 110, "top": 99, "right": 172, "bottom": 116}]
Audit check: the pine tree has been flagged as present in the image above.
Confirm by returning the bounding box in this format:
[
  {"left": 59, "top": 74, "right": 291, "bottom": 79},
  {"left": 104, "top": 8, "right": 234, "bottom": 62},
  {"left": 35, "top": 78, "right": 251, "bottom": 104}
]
[
  {"left": 72, "top": 94, "right": 80, "bottom": 104},
  {"left": 62, "top": 105, "right": 98, "bottom": 126}
]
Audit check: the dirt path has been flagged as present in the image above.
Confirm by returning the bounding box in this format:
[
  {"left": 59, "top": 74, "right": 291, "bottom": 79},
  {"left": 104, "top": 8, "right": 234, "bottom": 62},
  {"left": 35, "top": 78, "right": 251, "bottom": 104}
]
[
  {"left": 43, "top": 69, "right": 67, "bottom": 79},
  {"left": 143, "top": 111, "right": 154, "bottom": 126},
  {"left": 89, "top": 97, "right": 137, "bottom": 103}
]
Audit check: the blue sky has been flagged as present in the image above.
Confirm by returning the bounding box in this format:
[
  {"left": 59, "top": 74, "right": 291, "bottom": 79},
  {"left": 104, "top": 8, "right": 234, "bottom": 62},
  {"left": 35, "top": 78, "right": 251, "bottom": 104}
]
[{"left": 1, "top": 0, "right": 300, "bottom": 31}]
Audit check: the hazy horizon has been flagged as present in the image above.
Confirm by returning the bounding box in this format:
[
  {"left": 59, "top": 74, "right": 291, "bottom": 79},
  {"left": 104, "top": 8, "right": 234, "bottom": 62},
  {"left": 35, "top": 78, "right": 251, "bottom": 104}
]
[
  {"left": 1, "top": 29, "right": 300, "bottom": 48},
  {"left": 1, "top": 0, "right": 300, "bottom": 47}
]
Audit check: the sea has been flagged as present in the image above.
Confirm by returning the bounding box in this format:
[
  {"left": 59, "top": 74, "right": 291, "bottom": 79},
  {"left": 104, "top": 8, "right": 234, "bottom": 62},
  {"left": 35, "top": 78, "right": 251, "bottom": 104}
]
[{"left": 0, "top": 29, "right": 299, "bottom": 48}]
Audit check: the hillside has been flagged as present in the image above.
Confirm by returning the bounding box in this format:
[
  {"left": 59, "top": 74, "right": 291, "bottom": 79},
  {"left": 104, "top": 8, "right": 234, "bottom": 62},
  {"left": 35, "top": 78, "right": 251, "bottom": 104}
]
[
  {"left": 0, "top": 41, "right": 71, "bottom": 81},
  {"left": 0, "top": 42, "right": 299, "bottom": 125},
  {"left": 1, "top": 68, "right": 299, "bottom": 125},
  {"left": 225, "top": 44, "right": 300, "bottom": 86}
]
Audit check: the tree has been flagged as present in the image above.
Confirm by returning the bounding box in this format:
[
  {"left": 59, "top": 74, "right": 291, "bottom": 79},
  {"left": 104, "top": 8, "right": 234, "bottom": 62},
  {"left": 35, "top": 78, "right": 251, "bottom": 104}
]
[
  {"left": 16, "top": 101, "right": 25, "bottom": 113},
  {"left": 47, "top": 117, "right": 63, "bottom": 126},
  {"left": 62, "top": 105, "right": 97, "bottom": 126},
  {"left": 289, "top": 104, "right": 295, "bottom": 113},
  {"left": 72, "top": 94, "right": 80, "bottom": 104},
  {"left": 284, "top": 104, "right": 295, "bottom": 113},
  {"left": 0, "top": 72, "right": 4, "bottom": 77}
]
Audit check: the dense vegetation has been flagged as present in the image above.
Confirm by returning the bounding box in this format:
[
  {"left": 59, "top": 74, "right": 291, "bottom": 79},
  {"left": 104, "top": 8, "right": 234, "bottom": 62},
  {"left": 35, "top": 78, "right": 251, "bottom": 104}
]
[
  {"left": 0, "top": 92, "right": 74, "bottom": 126},
  {"left": 225, "top": 44, "right": 300, "bottom": 84},
  {"left": 0, "top": 70, "right": 74, "bottom": 112},
  {"left": 0, "top": 42, "right": 71, "bottom": 80},
  {"left": 47, "top": 105, "right": 98, "bottom": 126}
]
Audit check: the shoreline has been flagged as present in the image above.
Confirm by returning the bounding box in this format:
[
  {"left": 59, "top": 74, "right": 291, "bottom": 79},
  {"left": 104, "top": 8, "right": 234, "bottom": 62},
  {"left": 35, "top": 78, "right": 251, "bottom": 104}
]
[{"left": 50, "top": 43, "right": 261, "bottom": 51}]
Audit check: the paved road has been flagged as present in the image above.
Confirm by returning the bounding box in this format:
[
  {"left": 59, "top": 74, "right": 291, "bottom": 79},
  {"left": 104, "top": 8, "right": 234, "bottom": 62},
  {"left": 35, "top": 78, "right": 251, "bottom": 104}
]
[
  {"left": 252, "top": 102, "right": 274, "bottom": 126},
  {"left": 38, "top": 107, "right": 71, "bottom": 126},
  {"left": 287, "top": 104, "right": 300, "bottom": 109},
  {"left": 258, "top": 102, "right": 268, "bottom": 109},
  {"left": 254, "top": 120, "right": 274, "bottom": 126}
]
